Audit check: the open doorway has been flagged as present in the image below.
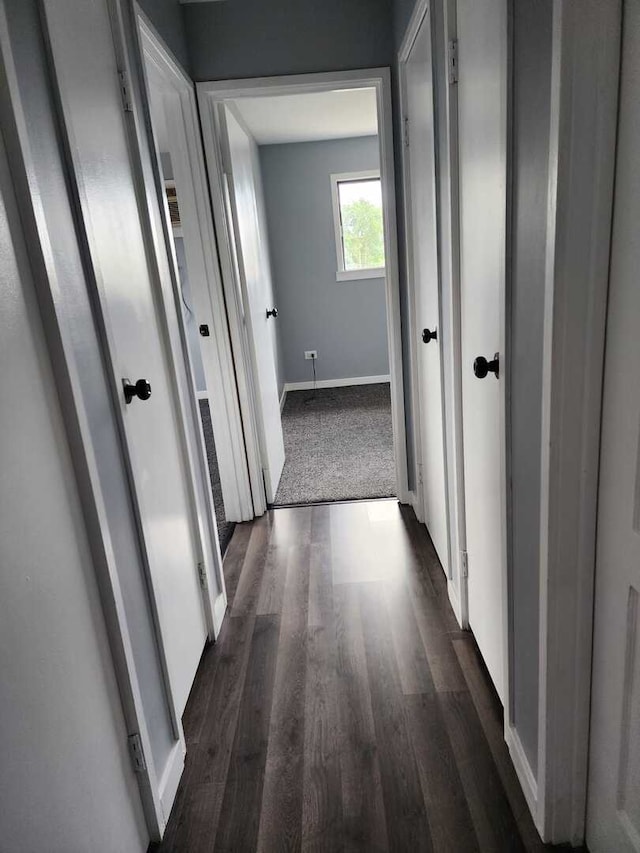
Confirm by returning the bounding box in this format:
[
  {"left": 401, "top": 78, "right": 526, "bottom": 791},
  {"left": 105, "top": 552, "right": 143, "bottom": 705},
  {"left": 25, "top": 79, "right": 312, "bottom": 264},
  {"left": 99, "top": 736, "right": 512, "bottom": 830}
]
[{"left": 198, "top": 72, "right": 407, "bottom": 510}]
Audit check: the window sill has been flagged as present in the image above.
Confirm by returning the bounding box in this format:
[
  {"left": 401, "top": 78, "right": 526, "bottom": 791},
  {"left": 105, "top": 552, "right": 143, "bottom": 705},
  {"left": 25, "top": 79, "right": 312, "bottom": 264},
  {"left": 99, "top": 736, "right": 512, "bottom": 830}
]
[{"left": 336, "top": 268, "right": 386, "bottom": 282}]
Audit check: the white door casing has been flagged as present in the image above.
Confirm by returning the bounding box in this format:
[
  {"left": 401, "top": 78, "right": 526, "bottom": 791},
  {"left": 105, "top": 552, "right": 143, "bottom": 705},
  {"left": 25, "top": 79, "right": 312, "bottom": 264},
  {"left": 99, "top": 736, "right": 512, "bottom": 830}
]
[
  {"left": 404, "top": 11, "right": 450, "bottom": 576},
  {"left": 220, "top": 105, "right": 286, "bottom": 503},
  {"left": 40, "top": 0, "right": 209, "bottom": 729},
  {"left": 457, "top": 0, "right": 508, "bottom": 701},
  {"left": 587, "top": 3, "right": 640, "bottom": 849}
]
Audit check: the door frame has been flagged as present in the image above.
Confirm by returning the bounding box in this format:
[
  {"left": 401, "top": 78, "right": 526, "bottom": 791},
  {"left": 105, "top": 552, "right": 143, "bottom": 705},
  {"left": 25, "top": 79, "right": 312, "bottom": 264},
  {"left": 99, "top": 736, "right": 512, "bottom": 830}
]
[
  {"left": 398, "top": 0, "right": 468, "bottom": 629},
  {"left": 136, "top": 8, "right": 254, "bottom": 524},
  {"left": 535, "top": 2, "right": 621, "bottom": 844},
  {"left": 197, "top": 68, "right": 410, "bottom": 509}
]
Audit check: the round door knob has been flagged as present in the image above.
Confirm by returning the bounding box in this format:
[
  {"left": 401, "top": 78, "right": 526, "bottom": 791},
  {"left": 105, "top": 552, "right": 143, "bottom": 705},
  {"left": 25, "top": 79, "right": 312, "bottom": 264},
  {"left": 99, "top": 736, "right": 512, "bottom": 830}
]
[
  {"left": 266, "top": 307, "right": 278, "bottom": 319},
  {"left": 473, "top": 353, "right": 499, "bottom": 379},
  {"left": 123, "top": 378, "right": 152, "bottom": 404},
  {"left": 422, "top": 327, "right": 437, "bottom": 344}
]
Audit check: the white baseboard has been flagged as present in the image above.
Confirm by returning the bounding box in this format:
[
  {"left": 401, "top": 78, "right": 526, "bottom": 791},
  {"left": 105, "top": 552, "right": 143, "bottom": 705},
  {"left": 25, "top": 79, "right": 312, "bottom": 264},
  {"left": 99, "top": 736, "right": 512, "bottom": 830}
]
[
  {"left": 283, "top": 374, "right": 391, "bottom": 393},
  {"left": 505, "top": 725, "right": 539, "bottom": 825},
  {"left": 279, "top": 387, "right": 287, "bottom": 412},
  {"left": 196, "top": 389, "right": 209, "bottom": 401},
  {"left": 159, "top": 740, "right": 186, "bottom": 824}
]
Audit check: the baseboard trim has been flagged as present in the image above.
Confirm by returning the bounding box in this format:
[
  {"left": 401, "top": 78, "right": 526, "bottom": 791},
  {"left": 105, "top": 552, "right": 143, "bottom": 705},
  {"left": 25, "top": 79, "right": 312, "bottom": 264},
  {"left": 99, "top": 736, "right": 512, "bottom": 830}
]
[
  {"left": 196, "top": 390, "right": 208, "bottom": 401},
  {"left": 283, "top": 374, "right": 391, "bottom": 393},
  {"left": 279, "top": 387, "right": 287, "bottom": 412},
  {"left": 505, "top": 725, "right": 539, "bottom": 825},
  {"left": 159, "top": 740, "right": 186, "bottom": 824}
]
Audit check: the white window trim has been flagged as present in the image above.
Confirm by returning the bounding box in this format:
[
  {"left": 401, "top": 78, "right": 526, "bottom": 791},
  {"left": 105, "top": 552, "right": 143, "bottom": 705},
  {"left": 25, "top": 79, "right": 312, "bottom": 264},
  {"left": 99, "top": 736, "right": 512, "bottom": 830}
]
[{"left": 330, "top": 169, "right": 386, "bottom": 281}]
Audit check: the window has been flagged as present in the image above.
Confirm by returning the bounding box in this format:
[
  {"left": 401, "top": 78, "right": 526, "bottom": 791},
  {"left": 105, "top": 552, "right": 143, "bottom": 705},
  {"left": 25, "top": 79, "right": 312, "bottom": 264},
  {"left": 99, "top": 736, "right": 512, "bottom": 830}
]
[{"left": 331, "top": 170, "right": 386, "bottom": 281}]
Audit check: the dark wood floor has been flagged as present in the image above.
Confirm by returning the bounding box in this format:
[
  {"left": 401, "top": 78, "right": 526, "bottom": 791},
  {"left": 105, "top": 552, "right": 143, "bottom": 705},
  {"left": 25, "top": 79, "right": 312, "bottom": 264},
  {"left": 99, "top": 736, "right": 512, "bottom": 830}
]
[{"left": 158, "top": 500, "right": 551, "bottom": 852}]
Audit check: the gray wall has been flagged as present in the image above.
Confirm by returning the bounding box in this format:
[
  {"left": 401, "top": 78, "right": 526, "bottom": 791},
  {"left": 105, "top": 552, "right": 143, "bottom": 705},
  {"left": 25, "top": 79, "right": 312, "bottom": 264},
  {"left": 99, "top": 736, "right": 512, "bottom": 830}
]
[
  {"left": 138, "top": 0, "right": 190, "bottom": 72},
  {"left": 509, "top": 0, "right": 553, "bottom": 775},
  {"left": 184, "top": 0, "right": 394, "bottom": 81},
  {"left": 259, "top": 136, "right": 389, "bottom": 390}
]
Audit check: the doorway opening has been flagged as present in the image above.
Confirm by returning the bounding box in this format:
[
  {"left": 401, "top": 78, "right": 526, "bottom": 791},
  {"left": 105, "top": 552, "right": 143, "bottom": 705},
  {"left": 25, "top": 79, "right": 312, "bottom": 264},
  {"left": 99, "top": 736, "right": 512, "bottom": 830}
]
[{"left": 197, "top": 72, "right": 407, "bottom": 511}]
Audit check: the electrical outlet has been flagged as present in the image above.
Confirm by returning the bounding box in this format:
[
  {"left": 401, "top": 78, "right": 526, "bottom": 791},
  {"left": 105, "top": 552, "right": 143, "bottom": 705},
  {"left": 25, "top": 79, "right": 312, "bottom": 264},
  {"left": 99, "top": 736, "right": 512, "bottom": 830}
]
[{"left": 304, "top": 350, "right": 318, "bottom": 360}]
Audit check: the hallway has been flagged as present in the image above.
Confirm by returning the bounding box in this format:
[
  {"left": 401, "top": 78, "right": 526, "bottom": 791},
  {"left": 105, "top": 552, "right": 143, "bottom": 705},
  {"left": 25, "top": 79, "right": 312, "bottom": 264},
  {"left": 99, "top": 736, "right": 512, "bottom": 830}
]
[{"left": 158, "top": 500, "right": 544, "bottom": 852}]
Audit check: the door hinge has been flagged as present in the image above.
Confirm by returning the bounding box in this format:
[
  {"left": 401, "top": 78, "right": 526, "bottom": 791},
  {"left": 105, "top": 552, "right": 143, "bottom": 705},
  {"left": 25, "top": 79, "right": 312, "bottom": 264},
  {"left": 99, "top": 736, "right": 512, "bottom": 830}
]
[
  {"left": 448, "top": 39, "right": 459, "bottom": 85},
  {"left": 461, "top": 549, "right": 468, "bottom": 578},
  {"left": 403, "top": 116, "right": 410, "bottom": 148},
  {"left": 118, "top": 70, "right": 133, "bottom": 113},
  {"left": 417, "top": 462, "right": 424, "bottom": 486},
  {"left": 197, "top": 561, "right": 207, "bottom": 590},
  {"left": 128, "top": 733, "right": 147, "bottom": 773}
]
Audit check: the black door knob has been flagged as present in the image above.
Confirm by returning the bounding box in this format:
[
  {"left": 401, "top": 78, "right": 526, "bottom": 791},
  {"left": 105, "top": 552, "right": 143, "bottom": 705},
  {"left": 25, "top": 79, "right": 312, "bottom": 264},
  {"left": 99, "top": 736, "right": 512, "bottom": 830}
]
[
  {"left": 123, "top": 378, "right": 152, "bottom": 404},
  {"left": 422, "top": 327, "right": 437, "bottom": 344},
  {"left": 266, "top": 307, "right": 278, "bottom": 319},
  {"left": 473, "top": 353, "right": 499, "bottom": 379}
]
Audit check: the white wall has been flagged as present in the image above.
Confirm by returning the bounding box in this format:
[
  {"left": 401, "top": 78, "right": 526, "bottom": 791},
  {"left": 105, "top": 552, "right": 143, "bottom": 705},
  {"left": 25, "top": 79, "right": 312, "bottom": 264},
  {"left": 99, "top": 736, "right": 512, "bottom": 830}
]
[{"left": 0, "top": 131, "right": 147, "bottom": 851}]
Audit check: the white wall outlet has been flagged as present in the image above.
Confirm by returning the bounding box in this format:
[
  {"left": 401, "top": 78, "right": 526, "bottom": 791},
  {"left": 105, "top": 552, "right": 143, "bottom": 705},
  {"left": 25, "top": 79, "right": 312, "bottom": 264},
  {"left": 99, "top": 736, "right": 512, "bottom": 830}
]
[{"left": 304, "top": 350, "right": 318, "bottom": 360}]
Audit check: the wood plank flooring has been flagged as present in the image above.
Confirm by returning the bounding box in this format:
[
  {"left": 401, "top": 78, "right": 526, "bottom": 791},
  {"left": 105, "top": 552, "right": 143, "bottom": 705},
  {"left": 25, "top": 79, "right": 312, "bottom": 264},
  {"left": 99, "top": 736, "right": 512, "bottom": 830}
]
[{"left": 157, "top": 500, "right": 552, "bottom": 852}]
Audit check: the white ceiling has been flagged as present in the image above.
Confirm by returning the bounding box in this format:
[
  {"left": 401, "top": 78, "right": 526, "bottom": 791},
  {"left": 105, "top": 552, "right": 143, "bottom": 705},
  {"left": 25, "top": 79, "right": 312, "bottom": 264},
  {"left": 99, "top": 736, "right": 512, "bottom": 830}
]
[{"left": 232, "top": 88, "right": 378, "bottom": 145}]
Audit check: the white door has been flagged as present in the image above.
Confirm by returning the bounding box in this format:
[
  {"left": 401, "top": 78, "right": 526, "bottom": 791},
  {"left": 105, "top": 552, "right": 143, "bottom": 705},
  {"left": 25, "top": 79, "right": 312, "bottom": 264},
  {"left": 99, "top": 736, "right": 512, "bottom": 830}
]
[
  {"left": 587, "top": 5, "right": 640, "bottom": 849},
  {"left": 221, "top": 106, "right": 285, "bottom": 503},
  {"left": 42, "top": 0, "right": 208, "bottom": 718},
  {"left": 405, "top": 12, "right": 450, "bottom": 574},
  {"left": 457, "top": 0, "right": 508, "bottom": 699}
]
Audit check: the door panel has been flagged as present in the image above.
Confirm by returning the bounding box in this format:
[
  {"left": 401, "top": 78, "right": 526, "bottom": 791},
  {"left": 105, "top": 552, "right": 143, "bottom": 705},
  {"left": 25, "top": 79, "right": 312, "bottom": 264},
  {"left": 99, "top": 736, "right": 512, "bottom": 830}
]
[
  {"left": 587, "top": 4, "right": 640, "bottom": 849},
  {"left": 222, "top": 106, "right": 285, "bottom": 503},
  {"left": 42, "top": 0, "right": 208, "bottom": 720},
  {"left": 406, "top": 13, "right": 450, "bottom": 574},
  {"left": 457, "top": 0, "right": 508, "bottom": 699}
]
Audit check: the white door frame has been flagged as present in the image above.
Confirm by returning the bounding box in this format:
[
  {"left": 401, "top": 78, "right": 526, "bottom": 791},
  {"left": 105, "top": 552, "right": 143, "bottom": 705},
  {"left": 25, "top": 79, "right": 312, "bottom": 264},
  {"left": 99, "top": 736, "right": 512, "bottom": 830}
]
[
  {"left": 136, "top": 9, "right": 254, "bottom": 524},
  {"left": 197, "top": 68, "right": 410, "bottom": 509},
  {"left": 398, "top": 0, "right": 468, "bottom": 629},
  {"left": 535, "top": 1, "right": 621, "bottom": 844}
]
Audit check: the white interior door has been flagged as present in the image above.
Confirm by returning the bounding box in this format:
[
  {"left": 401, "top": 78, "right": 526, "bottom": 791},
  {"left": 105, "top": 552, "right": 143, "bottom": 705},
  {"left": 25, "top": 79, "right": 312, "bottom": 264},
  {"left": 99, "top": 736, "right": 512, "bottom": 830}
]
[
  {"left": 587, "top": 5, "right": 640, "bottom": 849},
  {"left": 221, "top": 105, "right": 285, "bottom": 503},
  {"left": 457, "top": 0, "right": 508, "bottom": 700},
  {"left": 42, "top": 0, "right": 208, "bottom": 720},
  {"left": 405, "top": 12, "right": 450, "bottom": 575}
]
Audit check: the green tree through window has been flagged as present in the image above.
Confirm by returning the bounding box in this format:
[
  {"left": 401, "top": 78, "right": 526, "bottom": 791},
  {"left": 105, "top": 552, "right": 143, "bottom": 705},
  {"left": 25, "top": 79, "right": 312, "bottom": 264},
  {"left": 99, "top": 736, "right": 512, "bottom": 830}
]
[{"left": 338, "top": 178, "right": 385, "bottom": 271}]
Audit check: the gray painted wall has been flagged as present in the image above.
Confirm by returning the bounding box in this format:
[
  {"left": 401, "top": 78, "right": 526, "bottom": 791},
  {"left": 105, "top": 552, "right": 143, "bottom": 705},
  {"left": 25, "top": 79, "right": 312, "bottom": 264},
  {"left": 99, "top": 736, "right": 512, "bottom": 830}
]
[
  {"left": 509, "top": 0, "right": 552, "bottom": 775},
  {"left": 259, "top": 136, "right": 389, "bottom": 390},
  {"left": 138, "top": 0, "right": 190, "bottom": 72},
  {"left": 184, "top": 0, "right": 394, "bottom": 82}
]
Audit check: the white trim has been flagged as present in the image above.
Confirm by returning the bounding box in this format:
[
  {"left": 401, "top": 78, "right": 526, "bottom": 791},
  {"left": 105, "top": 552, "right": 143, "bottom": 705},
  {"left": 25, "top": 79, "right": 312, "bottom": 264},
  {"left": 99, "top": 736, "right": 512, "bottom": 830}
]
[
  {"left": 196, "top": 389, "right": 209, "bottom": 400},
  {"left": 329, "top": 168, "right": 386, "bottom": 280},
  {"left": 505, "top": 725, "right": 538, "bottom": 821},
  {"left": 536, "top": 1, "right": 620, "bottom": 844},
  {"left": 212, "top": 591, "right": 227, "bottom": 636},
  {"left": 279, "top": 386, "right": 287, "bottom": 412},
  {"left": 197, "top": 68, "right": 410, "bottom": 507},
  {"left": 336, "top": 268, "right": 385, "bottom": 282},
  {"left": 159, "top": 740, "right": 185, "bottom": 822},
  {"left": 283, "top": 374, "right": 391, "bottom": 392}
]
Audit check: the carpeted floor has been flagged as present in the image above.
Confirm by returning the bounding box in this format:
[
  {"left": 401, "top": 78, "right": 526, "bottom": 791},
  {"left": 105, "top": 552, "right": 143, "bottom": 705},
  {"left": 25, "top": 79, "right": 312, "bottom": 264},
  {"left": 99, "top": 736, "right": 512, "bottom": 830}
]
[
  {"left": 199, "top": 399, "right": 235, "bottom": 555},
  {"left": 273, "top": 383, "right": 396, "bottom": 506}
]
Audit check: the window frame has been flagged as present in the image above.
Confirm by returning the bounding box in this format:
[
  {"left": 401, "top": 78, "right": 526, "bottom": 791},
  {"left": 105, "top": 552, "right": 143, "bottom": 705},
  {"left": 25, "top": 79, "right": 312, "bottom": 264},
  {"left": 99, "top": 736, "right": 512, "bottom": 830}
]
[{"left": 330, "top": 169, "right": 386, "bottom": 281}]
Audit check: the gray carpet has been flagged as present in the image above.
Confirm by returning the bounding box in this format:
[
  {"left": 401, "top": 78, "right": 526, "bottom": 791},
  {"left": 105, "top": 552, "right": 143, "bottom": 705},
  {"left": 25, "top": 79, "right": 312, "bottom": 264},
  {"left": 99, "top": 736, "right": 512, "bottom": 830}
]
[
  {"left": 273, "top": 383, "right": 396, "bottom": 506},
  {"left": 199, "top": 399, "right": 235, "bottom": 555}
]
